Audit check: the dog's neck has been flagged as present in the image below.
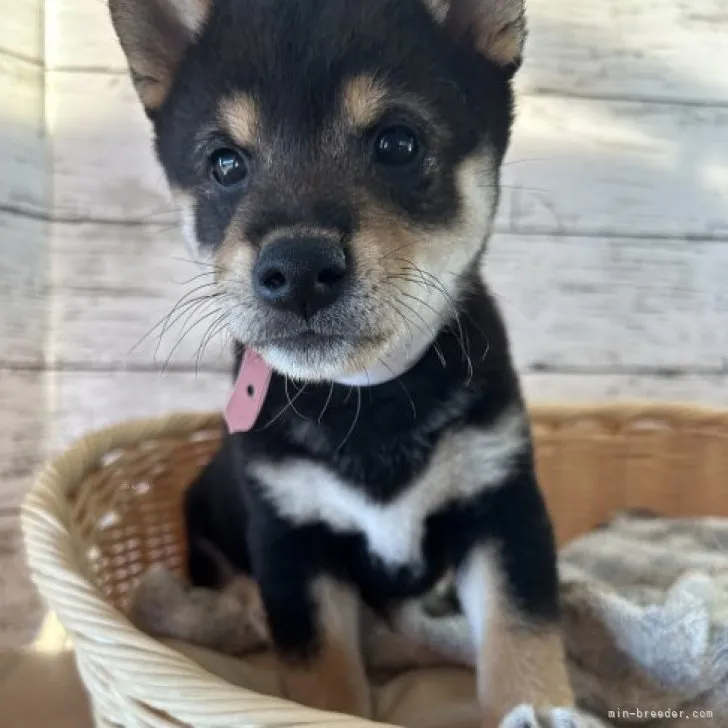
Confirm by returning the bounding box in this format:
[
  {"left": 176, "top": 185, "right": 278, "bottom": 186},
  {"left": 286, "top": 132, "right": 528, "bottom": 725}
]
[
  {"left": 226, "top": 280, "right": 519, "bottom": 438},
  {"left": 333, "top": 327, "right": 437, "bottom": 387},
  {"left": 225, "top": 325, "right": 437, "bottom": 433}
]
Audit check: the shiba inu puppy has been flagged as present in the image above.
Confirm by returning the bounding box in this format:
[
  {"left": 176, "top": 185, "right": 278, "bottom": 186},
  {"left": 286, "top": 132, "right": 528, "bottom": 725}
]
[{"left": 109, "top": 0, "right": 574, "bottom": 725}]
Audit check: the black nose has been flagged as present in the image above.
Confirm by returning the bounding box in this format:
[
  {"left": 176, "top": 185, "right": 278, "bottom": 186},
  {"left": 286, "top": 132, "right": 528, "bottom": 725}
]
[{"left": 253, "top": 237, "right": 349, "bottom": 318}]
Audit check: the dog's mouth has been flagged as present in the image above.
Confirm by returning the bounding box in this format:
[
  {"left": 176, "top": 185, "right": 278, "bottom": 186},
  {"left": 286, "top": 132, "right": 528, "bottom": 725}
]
[{"left": 244, "top": 320, "right": 397, "bottom": 382}]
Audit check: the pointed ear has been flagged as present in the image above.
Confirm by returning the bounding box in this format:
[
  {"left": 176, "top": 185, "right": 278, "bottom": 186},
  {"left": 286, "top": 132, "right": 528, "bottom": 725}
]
[
  {"left": 425, "top": 0, "right": 526, "bottom": 70},
  {"left": 109, "top": 0, "right": 213, "bottom": 112}
]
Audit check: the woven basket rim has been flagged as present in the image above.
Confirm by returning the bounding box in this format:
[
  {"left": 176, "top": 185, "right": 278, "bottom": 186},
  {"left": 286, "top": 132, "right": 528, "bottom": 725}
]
[{"left": 20, "top": 401, "right": 728, "bottom": 727}]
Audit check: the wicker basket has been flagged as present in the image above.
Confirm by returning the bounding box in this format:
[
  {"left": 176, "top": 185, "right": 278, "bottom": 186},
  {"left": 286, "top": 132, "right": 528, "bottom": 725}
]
[{"left": 21, "top": 403, "right": 728, "bottom": 728}]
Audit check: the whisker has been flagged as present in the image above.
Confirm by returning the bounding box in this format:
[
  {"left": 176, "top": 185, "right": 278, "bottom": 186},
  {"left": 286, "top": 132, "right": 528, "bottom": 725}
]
[
  {"left": 194, "top": 311, "right": 229, "bottom": 374},
  {"left": 160, "top": 303, "right": 222, "bottom": 373},
  {"left": 285, "top": 377, "right": 309, "bottom": 421},
  {"left": 129, "top": 284, "right": 219, "bottom": 356},
  {"left": 336, "top": 386, "right": 362, "bottom": 453},
  {"left": 318, "top": 381, "right": 335, "bottom": 424}
]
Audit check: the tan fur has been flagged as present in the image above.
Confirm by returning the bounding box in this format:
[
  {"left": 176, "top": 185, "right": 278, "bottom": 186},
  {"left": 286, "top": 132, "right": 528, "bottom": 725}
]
[
  {"left": 219, "top": 95, "right": 260, "bottom": 151},
  {"left": 341, "top": 74, "right": 389, "bottom": 130},
  {"left": 258, "top": 225, "right": 342, "bottom": 250},
  {"left": 458, "top": 548, "right": 573, "bottom": 727},
  {"left": 422, "top": 0, "right": 526, "bottom": 67},
  {"left": 346, "top": 151, "right": 497, "bottom": 366},
  {"left": 109, "top": 0, "right": 212, "bottom": 110},
  {"left": 205, "top": 149, "right": 497, "bottom": 382},
  {"left": 278, "top": 578, "right": 371, "bottom": 718}
]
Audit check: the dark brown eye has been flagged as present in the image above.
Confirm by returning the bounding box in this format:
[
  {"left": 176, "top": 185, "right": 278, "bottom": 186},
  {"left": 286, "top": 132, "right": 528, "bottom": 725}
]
[
  {"left": 209, "top": 148, "right": 248, "bottom": 188},
  {"left": 374, "top": 126, "right": 419, "bottom": 166}
]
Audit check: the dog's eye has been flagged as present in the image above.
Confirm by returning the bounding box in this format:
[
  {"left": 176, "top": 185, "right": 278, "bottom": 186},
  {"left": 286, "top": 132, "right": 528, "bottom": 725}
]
[
  {"left": 209, "top": 148, "right": 248, "bottom": 188},
  {"left": 374, "top": 126, "right": 419, "bottom": 167}
]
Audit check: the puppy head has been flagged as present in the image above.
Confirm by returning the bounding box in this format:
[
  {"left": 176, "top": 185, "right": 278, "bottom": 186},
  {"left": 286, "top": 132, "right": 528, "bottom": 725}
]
[{"left": 110, "top": 0, "right": 525, "bottom": 381}]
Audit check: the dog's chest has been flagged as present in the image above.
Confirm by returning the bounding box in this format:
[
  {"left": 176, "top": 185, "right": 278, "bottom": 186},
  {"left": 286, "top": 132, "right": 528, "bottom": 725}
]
[{"left": 249, "top": 410, "right": 525, "bottom": 569}]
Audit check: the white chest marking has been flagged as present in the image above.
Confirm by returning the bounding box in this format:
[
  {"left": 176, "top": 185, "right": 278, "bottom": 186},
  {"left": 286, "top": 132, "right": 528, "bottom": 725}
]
[{"left": 249, "top": 408, "right": 526, "bottom": 568}]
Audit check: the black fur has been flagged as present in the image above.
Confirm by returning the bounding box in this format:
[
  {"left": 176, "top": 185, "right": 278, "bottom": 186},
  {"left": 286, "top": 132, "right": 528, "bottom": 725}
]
[
  {"left": 112, "top": 0, "right": 559, "bottom": 672},
  {"left": 186, "top": 279, "right": 560, "bottom": 659},
  {"left": 153, "top": 0, "right": 514, "bottom": 254}
]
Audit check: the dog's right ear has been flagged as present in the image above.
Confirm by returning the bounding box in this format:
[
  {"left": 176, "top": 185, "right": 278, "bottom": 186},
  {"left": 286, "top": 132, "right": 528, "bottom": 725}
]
[
  {"left": 109, "top": 0, "right": 212, "bottom": 113},
  {"left": 423, "top": 0, "right": 526, "bottom": 71}
]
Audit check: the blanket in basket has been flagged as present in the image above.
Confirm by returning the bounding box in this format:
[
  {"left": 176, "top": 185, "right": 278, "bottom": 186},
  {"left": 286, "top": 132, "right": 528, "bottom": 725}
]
[{"left": 130, "top": 511, "right": 728, "bottom": 728}]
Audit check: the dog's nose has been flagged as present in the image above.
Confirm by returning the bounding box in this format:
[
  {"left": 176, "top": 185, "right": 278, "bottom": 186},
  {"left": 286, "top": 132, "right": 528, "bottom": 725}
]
[{"left": 253, "top": 237, "right": 349, "bottom": 318}]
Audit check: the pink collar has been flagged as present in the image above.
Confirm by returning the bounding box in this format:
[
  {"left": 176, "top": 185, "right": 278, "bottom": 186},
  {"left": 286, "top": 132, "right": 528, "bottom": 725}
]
[{"left": 224, "top": 349, "right": 273, "bottom": 434}]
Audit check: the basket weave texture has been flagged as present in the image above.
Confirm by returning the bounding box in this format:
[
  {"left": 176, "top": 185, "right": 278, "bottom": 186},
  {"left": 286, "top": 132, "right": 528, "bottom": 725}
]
[{"left": 21, "top": 404, "right": 728, "bottom": 728}]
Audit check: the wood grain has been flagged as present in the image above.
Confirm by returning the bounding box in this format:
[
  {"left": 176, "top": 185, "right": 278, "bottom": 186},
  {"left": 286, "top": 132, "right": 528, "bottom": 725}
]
[
  {"left": 46, "top": 70, "right": 728, "bottom": 238},
  {"left": 46, "top": 71, "right": 172, "bottom": 223},
  {"left": 487, "top": 233, "right": 728, "bottom": 371},
  {"left": 0, "top": 55, "right": 45, "bottom": 216},
  {"left": 522, "top": 372, "right": 728, "bottom": 406},
  {"left": 0, "top": 213, "right": 48, "bottom": 366},
  {"left": 46, "top": 0, "right": 728, "bottom": 105},
  {"left": 502, "top": 95, "right": 728, "bottom": 238},
  {"left": 0, "top": 0, "right": 42, "bottom": 63},
  {"left": 0, "top": 372, "right": 48, "bottom": 511},
  {"left": 48, "top": 370, "right": 230, "bottom": 454},
  {"left": 520, "top": 0, "right": 728, "bottom": 105},
  {"left": 48, "top": 220, "right": 230, "bottom": 370}
]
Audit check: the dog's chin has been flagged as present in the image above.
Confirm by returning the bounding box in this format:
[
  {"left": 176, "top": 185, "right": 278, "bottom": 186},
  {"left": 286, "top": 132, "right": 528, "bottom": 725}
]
[{"left": 254, "top": 332, "right": 391, "bottom": 383}]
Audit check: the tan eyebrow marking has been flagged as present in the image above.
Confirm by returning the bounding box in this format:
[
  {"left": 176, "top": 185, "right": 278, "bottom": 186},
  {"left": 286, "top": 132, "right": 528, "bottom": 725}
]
[
  {"left": 219, "top": 94, "right": 259, "bottom": 148},
  {"left": 341, "top": 74, "right": 389, "bottom": 129}
]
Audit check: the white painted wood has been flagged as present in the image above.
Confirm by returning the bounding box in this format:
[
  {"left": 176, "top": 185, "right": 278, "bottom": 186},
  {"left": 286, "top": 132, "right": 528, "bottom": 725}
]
[
  {"left": 46, "top": 222, "right": 728, "bottom": 373},
  {"left": 0, "top": 55, "right": 45, "bottom": 215},
  {"left": 522, "top": 373, "right": 728, "bottom": 407},
  {"left": 0, "top": 214, "right": 48, "bottom": 366},
  {"left": 0, "top": 0, "right": 42, "bottom": 63},
  {"left": 501, "top": 96, "right": 728, "bottom": 238},
  {"left": 48, "top": 221, "right": 230, "bottom": 369},
  {"left": 487, "top": 233, "right": 728, "bottom": 371},
  {"left": 48, "top": 370, "right": 230, "bottom": 453},
  {"left": 46, "top": 71, "right": 174, "bottom": 223},
  {"left": 0, "top": 372, "right": 48, "bottom": 512},
  {"left": 46, "top": 0, "right": 728, "bottom": 105},
  {"left": 520, "top": 0, "right": 728, "bottom": 105},
  {"left": 45, "top": 0, "right": 128, "bottom": 72},
  {"left": 46, "top": 70, "right": 728, "bottom": 238}
]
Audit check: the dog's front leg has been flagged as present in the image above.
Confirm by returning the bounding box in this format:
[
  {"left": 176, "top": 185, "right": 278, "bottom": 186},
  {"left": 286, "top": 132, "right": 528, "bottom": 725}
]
[
  {"left": 252, "top": 534, "right": 371, "bottom": 718},
  {"left": 456, "top": 547, "right": 573, "bottom": 728}
]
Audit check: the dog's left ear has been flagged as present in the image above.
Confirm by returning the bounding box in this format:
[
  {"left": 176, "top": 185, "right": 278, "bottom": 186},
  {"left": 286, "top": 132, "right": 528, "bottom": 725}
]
[{"left": 425, "top": 0, "right": 526, "bottom": 70}]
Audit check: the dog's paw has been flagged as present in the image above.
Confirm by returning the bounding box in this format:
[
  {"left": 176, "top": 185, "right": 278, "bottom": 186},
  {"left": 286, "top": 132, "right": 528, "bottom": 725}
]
[{"left": 499, "top": 705, "right": 608, "bottom": 728}]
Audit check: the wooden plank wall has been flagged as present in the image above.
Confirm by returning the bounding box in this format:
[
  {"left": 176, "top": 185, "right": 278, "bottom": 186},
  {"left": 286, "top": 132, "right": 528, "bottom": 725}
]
[
  {"left": 2, "top": 0, "right": 728, "bottom": 646},
  {"left": 0, "top": 0, "right": 47, "bottom": 647}
]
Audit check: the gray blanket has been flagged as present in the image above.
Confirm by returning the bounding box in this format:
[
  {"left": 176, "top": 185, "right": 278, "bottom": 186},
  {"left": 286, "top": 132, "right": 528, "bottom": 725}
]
[
  {"left": 130, "top": 511, "right": 728, "bottom": 727},
  {"left": 551, "top": 511, "right": 728, "bottom": 727}
]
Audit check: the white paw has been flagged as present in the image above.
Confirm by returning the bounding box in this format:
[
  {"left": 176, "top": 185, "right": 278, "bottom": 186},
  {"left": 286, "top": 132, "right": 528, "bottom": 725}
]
[{"left": 500, "top": 705, "right": 608, "bottom": 728}]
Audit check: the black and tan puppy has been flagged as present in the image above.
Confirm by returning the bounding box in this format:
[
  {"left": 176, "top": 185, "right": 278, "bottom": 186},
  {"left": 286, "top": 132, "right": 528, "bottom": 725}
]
[{"left": 109, "top": 0, "right": 573, "bottom": 725}]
